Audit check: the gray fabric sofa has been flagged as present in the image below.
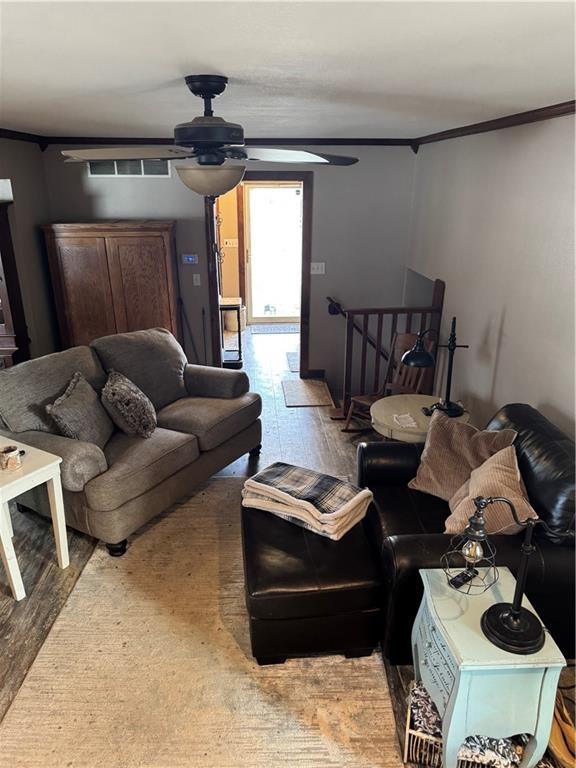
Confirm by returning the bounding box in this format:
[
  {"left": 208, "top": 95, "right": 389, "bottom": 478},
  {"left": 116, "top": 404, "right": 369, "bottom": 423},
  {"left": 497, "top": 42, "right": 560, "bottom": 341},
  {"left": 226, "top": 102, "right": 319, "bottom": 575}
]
[{"left": 0, "top": 328, "right": 262, "bottom": 554}]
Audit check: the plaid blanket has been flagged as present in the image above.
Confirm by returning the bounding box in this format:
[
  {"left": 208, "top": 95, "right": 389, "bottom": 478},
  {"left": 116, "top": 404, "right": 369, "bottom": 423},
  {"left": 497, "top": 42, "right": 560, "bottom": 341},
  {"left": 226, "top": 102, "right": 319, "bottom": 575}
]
[{"left": 242, "top": 462, "right": 373, "bottom": 540}]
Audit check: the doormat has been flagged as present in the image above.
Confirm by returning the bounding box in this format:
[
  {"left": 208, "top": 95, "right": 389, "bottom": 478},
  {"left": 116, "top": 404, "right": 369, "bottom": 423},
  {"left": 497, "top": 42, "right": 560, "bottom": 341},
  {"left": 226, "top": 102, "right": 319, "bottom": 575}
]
[
  {"left": 286, "top": 352, "right": 300, "bottom": 372},
  {"left": 282, "top": 379, "right": 335, "bottom": 408},
  {"left": 250, "top": 324, "right": 300, "bottom": 334}
]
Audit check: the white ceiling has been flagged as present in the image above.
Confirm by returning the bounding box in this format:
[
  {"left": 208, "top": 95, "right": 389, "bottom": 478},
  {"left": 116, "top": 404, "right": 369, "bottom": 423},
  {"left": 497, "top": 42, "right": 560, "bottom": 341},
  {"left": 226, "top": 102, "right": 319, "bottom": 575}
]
[{"left": 0, "top": 1, "right": 574, "bottom": 139}]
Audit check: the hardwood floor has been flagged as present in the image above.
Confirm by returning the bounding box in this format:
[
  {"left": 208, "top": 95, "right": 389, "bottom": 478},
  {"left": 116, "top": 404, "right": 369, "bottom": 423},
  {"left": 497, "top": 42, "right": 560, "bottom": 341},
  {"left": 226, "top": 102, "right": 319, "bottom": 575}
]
[
  {"left": 0, "top": 327, "right": 382, "bottom": 725},
  {"left": 218, "top": 328, "right": 380, "bottom": 480},
  {"left": 0, "top": 509, "right": 96, "bottom": 722}
]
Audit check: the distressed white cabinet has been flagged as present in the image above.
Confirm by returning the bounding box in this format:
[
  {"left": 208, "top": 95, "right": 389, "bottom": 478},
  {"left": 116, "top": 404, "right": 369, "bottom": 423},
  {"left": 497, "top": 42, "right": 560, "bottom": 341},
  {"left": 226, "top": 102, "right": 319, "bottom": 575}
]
[{"left": 412, "top": 568, "right": 565, "bottom": 768}]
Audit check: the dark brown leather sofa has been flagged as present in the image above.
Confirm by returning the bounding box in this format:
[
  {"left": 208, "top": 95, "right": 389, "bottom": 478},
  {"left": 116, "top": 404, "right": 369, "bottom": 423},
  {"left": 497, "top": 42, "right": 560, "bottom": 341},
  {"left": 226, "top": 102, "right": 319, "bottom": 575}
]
[{"left": 357, "top": 403, "right": 575, "bottom": 663}]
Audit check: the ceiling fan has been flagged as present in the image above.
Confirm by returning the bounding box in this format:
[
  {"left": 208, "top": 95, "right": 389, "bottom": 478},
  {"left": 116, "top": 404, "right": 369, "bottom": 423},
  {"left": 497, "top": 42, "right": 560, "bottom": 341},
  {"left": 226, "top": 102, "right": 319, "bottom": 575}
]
[{"left": 62, "top": 75, "right": 359, "bottom": 196}]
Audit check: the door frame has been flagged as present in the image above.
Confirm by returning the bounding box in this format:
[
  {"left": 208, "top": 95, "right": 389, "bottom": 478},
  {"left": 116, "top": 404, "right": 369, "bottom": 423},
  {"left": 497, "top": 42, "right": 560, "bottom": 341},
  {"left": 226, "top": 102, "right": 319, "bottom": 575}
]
[
  {"left": 237, "top": 171, "right": 314, "bottom": 378},
  {"left": 242, "top": 179, "right": 304, "bottom": 325},
  {"left": 205, "top": 196, "right": 223, "bottom": 367}
]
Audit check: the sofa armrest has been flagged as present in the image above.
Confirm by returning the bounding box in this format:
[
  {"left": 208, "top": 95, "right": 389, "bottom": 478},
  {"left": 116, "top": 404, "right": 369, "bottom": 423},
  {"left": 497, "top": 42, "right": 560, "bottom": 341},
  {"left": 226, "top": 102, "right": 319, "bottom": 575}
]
[
  {"left": 0, "top": 429, "right": 107, "bottom": 492},
  {"left": 356, "top": 441, "right": 423, "bottom": 488},
  {"left": 184, "top": 364, "right": 249, "bottom": 399}
]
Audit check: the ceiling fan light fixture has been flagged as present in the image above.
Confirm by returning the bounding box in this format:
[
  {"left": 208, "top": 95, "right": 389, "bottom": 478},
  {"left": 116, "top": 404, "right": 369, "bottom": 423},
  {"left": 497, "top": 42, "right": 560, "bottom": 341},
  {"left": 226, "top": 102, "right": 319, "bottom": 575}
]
[{"left": 176, "top": 165, "right": 246, "bottom": 197}]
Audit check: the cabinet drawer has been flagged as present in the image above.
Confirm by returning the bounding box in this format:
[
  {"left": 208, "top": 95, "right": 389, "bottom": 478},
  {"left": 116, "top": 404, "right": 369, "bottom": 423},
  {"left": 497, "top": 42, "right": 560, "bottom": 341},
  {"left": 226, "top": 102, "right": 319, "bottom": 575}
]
[{"left": 416, "top": 601, "right": 456, "bottom": 717}]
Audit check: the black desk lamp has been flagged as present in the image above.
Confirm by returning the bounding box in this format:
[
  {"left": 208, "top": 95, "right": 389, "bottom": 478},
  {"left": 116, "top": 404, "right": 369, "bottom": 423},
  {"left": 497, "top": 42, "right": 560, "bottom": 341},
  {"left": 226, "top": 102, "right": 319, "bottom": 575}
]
[
  {"left": 442, "top": 495, "right": 558, "bottom": 655},
  {"left": 401, "top": 316, "right": 468, "bottom": 418}
]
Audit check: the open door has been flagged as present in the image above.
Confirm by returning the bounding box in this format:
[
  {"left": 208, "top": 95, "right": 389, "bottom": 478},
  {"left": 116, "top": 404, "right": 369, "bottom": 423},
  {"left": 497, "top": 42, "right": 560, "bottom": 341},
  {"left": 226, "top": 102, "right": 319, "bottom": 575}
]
[
  {"left": 205, "top": 171, "right": 315, "bottom": 377},
  {"left": 242, "top": 181, "right": 303, "bottom": 324}
]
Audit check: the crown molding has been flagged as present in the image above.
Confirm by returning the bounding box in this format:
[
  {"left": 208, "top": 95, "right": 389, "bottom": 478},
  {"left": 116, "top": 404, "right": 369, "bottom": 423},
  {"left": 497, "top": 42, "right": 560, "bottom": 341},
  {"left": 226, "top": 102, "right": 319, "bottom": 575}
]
[
  {"left": 1, "top": 100, "right": 573, "bottom": 154},
  {"left": 416, "top": 100, "right": 575, "bottom": 146}
]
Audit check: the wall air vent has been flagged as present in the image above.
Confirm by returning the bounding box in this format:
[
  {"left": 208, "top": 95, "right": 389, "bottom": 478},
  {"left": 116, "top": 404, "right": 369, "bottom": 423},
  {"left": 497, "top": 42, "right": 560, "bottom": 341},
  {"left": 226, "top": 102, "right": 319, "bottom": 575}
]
[{"left": 87, "top": 159, "right": 170, "bottom": 177}]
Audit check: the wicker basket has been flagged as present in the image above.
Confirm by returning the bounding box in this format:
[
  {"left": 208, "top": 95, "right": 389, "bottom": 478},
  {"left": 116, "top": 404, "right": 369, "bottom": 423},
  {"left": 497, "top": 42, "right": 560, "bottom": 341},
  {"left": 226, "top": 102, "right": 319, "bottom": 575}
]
[
  {"left": 403, "top": 683, "right": 559, "bottom": 768},
  {"left": 403, "top": 691, "right": 480, "bottom": 768}
]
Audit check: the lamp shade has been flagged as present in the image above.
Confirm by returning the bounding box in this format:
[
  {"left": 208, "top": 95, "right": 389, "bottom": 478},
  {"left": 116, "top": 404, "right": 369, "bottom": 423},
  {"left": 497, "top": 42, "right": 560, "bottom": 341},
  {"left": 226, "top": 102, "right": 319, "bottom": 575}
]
[
  {"left": 176, "top": 165, "right": 246, "bottom": 197},
  {"left": 401, "top": 338, "right": 435, "bottom": 368}
]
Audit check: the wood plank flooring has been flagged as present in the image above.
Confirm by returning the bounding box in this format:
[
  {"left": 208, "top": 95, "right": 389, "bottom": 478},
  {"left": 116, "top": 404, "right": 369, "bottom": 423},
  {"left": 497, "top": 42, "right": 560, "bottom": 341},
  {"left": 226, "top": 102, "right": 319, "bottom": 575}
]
[
  {"left": 0, "top": 509, "right": 95, "bottom": 721},
  {"left": 0, "top": 328, "right": 382, "bottom": 725},
  {"left": 218, "top": 329, "right": 379, "bottom": 480}
]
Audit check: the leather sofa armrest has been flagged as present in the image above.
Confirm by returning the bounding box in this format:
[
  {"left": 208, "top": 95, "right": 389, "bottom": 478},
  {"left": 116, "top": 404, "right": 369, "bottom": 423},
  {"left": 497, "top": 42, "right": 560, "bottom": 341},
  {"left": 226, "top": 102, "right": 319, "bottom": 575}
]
[
  {"left": 356, "top": 441, "right": 423, "bottom": 488},
  {"left": 0, "top": 429, "right": 107, "bottom": 492},
  {"left": 184, "top": 364, "right": 250, "bottom": 399}
]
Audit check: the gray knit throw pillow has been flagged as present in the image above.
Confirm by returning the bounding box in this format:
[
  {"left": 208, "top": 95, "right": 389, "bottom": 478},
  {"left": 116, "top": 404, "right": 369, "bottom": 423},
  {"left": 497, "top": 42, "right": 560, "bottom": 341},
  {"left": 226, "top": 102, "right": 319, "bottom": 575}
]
[
  {"left": 101, "top": 371, "right": 156, "bottom": 439},
  {"left": 46, "top": 372, "right": 114, "bottom": 449}
]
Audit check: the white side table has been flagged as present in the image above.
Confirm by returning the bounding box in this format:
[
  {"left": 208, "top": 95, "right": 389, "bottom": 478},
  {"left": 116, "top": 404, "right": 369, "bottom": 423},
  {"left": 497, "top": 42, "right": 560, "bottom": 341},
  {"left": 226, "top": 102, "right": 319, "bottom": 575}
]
[
  {"left": 370, "top": 394, "right": 469, "bottom": 443},
  {"left": 0, "top": 437, "right": 69, "bottom": 600},
  {"left": 412, "top": 568, "right": 565, "bottom": 768}
]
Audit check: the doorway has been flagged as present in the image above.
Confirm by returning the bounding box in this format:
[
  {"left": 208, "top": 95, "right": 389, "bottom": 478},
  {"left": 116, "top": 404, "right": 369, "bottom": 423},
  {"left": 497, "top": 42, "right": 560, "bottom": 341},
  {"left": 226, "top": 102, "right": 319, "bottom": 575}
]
[
  {"left": 212, "top": 171, "right": 313, "bottom": 377},
  {"left": 243, "top": 181, "right": 303, "bottom": 324}
]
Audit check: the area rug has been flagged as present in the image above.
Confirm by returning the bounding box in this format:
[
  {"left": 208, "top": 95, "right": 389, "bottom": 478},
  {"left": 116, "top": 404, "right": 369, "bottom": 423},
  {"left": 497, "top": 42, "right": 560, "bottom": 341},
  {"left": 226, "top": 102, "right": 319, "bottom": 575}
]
[
  {"left": 282, "top": 379, "right": 335, "bottom": 407},
  {"left": 286, "top": 350, "right": 300, "bottom": 372},
  {"left": 0, "top": 478, "right": 400, "bottom": 768},
  {"left": 251, "top": 324, "right": 300, "bottom": 334}
]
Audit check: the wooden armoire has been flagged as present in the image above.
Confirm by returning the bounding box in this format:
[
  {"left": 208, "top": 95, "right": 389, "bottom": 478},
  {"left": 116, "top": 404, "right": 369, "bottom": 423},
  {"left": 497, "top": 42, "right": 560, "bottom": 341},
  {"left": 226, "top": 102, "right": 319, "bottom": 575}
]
[{"left": 43, "top": 220, "right": 181, "bottom": 348}]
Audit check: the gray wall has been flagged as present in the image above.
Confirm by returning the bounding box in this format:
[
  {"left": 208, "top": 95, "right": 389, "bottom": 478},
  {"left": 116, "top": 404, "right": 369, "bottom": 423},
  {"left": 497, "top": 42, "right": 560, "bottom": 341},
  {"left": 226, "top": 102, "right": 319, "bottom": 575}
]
[
  {"left": 0, "top": 139, "right": 57, "bottom": 356},
  {"left": 408, "top": 115, "right": 575, "bottom": 436},
  {"left": 42, "top": 145, "right": 417, "bottom": 385}
]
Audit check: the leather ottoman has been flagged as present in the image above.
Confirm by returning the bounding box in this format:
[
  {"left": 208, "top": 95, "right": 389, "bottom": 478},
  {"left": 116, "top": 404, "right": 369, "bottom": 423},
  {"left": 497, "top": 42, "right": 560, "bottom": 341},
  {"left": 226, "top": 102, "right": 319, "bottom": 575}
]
[{"left": 241, "top": 505, "right": 383, "bottom": 665}]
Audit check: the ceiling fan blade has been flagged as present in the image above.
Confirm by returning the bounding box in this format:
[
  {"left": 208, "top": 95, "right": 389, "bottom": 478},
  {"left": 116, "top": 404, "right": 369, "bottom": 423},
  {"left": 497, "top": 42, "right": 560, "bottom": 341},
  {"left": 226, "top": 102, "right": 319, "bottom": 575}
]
[
  {"left": 235, "top": 147, "right": 358, "bottom": 166},
  {"left": 61, "top": 146, "right": 195, "bottom": 162}
]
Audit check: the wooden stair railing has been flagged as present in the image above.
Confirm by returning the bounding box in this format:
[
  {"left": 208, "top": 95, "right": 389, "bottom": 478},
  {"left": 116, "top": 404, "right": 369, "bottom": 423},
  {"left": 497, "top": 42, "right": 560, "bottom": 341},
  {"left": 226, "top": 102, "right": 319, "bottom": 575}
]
[{"left": 330, "top": 279, "right": 445, "bottom": 418}]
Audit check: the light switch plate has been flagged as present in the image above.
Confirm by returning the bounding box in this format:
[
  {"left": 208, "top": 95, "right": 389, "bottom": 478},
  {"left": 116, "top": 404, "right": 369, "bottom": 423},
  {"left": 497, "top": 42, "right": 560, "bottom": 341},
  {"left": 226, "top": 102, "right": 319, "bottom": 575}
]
[
  {"left": 310, "top": 262, "right": 326, "bottom": 275},
  {"left": 182, "top": 254, "right": 198, "bottom": 264},
  {"left": 192, "top": 274, "right": 201, "bottom": 287},
  {"left": 223, "top": 238, "right": 238, "bottom": 248}
]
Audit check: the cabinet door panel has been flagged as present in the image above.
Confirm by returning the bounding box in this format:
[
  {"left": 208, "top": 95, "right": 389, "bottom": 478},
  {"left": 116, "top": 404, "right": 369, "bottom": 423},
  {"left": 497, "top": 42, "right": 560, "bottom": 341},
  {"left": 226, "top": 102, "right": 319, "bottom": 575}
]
[
  {"left": 54, "top": 237, "right": 117, "bottom": 346},
  {"left": 106, "top": 236, "right": 175, "bottom": 333}
]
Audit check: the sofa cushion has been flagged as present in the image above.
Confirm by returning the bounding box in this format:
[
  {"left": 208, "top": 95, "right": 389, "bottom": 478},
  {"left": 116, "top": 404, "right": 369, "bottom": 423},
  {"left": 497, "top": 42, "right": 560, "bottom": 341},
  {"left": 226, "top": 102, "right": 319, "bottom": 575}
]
[
  {"left": 46, "top": 372, "right": 114, "bottom": 449},
  {"left": 446, "top": 446, "right": 538, "bottom": 535},
  {"left": 408, "top": 410, "right": 517, "bottom": 501},
  {"left": 84, "top": 427, "right": 199, "bottom": 512},
  {"left": 101, "top": 371, "right": 157, "bottom": 438},
  {"left": 91, "top": 328, "right": 187, "bottom": 410},
  {"left": 157, "top": 393, "right": 262, "bottom": 451},
  {"left": 0, "top": 347, "right": 106, "bottom": 433}
]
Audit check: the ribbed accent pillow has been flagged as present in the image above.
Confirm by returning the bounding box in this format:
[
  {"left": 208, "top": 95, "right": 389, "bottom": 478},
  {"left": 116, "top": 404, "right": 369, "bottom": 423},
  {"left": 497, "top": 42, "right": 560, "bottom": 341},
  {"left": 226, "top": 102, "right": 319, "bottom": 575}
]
[
  {"left": 101, "top": 371, "right": 157, "bottom": 439},
  {"left": 446, "top": 446, "right": 538, "bottom": 534},
  {"left": 408, "top": 410, "right": 517, "bottom": 501},
  {"left": 46, "top": 372, "right": 114, "bottom": 449}
]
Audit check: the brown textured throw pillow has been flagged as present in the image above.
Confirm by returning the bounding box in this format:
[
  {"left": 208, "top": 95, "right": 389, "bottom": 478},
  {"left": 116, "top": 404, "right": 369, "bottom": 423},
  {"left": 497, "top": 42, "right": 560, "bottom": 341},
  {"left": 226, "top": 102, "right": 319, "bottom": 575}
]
[
  {"left": 445, "top": 446, "right": 538, "bottom": 534},
  {"left": 46, "top": 372, "right": 114, "bottom": 449},
  {"left": 101, "top": 371, "right": 156, "bottom": 439},
  {"left": 408, "top": 410, "right": 517, "bottom": 501}
]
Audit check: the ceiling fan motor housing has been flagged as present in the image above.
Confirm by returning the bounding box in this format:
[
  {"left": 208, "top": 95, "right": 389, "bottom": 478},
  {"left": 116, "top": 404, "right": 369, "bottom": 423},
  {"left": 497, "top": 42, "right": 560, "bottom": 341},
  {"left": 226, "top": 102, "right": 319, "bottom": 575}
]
[{"left": 174, "top": 116, "right": 244, "bottom": 148}]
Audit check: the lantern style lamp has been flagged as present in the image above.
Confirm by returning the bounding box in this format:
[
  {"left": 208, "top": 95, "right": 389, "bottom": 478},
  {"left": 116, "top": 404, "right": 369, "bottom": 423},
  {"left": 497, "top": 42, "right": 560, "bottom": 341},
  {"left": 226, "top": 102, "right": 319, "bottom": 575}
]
[
  {"left": 401, "top": 316, "right": 468, "bottom": 418},
  {"left": 442, "top": 495, "right": 559, "bottom": 655}
]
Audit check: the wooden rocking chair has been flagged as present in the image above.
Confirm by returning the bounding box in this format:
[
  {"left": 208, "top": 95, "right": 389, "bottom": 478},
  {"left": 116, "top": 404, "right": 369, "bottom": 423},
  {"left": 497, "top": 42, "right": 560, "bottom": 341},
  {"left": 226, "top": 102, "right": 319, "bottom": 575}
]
[{"left": 342, "top": 332, "right": 436, "bottom": 433}]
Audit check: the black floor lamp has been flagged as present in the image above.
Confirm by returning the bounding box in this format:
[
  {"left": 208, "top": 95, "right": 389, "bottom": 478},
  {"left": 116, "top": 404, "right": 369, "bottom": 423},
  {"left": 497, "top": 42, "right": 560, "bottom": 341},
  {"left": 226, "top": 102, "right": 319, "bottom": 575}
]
[{"left": 401, "top": 316, "right": 468, "bottom": 417}]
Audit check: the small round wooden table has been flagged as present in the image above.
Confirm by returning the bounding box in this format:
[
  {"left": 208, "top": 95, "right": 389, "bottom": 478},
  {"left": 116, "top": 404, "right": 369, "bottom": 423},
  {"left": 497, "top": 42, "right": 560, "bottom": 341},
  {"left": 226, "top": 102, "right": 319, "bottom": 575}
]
[{"left": 370, "top": 394, "right": 469, "bottom": 443}]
